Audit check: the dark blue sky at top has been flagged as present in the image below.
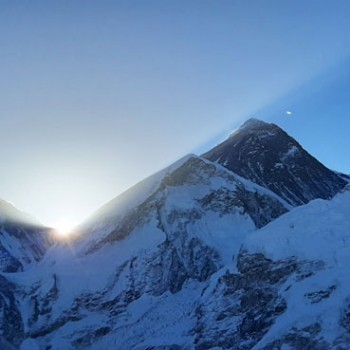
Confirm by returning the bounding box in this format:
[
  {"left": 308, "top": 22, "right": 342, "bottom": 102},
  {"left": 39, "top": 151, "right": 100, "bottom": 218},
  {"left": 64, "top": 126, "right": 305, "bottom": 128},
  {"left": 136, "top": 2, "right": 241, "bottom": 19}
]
[
  {"left": 261, "top": 61, "right": 350, "bottom": 174},
  {"left": 197, "top": 58, "right": 350, "bottom": 174},
  {"left": 1, "top": 0, "right": 350, "bottom": 224}
]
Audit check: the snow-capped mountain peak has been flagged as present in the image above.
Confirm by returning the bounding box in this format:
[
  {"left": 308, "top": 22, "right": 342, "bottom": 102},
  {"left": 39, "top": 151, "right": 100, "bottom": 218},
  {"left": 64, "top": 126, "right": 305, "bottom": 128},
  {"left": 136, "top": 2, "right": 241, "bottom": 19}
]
[
  {"left": 203, "top": 118, "right": 347, "bottom": 205},
  {"left": 1, "top": 118, "right": 349, "bottom": 350}
]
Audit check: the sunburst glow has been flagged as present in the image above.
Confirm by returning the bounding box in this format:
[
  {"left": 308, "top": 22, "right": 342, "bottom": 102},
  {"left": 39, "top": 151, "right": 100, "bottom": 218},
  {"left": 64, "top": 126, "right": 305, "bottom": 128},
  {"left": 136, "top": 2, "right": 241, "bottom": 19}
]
[{"left": 51, "top": 220, "right": 78, "bottom": 238}]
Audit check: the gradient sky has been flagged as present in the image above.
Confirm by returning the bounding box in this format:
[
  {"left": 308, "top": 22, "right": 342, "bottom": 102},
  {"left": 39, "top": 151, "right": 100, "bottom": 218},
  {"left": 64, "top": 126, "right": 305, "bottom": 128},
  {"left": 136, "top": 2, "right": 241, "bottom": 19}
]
[{"left": 1, "top": 0, "right": 350, "bottom": 226}]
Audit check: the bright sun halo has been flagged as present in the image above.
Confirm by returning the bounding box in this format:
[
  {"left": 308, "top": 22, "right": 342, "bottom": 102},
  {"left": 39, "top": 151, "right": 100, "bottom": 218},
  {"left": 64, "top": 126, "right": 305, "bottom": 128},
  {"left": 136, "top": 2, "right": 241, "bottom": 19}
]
[{"left": 51, "top": 220, "right": 77, "bottom": 237}]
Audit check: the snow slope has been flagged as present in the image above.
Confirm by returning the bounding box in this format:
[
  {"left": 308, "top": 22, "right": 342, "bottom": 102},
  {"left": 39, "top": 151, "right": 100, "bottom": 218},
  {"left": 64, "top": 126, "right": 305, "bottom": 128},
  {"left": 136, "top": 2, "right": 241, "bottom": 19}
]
[
  {"left": 3, "top": 154, "right": 291, "bottom": 349},
  {"left": 56, "top": 188, "right": 350, "bottom": 350},
  {"left": 0, "top": 199, "right": 53, "bottom": 272},
  {"left": 243, "top": 188, "right": 350, "bottom": 348},
  {"left": 0, "top": 119, "right": 349, "bottom": 350}
]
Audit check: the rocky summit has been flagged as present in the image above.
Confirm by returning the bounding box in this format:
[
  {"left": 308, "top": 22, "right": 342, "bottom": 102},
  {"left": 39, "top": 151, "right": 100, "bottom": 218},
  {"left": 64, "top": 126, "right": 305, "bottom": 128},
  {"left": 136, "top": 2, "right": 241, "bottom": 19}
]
[
  {"left": 202, "top": 118, "right": 347, "bottom": 205},
  {"left": 0, "top": 119, "right": 349, "bottom": 350}
]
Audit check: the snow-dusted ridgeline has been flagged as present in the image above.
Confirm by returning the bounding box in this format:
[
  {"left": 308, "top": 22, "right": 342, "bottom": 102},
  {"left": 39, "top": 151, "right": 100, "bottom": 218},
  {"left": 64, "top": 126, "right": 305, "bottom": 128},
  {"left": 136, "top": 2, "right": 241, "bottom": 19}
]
[{"left": 0, "top": 119, "right": 349, "bottom": 350}]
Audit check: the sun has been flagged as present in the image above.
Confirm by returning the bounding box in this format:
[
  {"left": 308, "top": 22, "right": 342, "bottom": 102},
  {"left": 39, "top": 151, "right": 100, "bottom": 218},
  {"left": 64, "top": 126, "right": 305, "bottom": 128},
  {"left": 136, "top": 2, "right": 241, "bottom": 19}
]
[{"left": 51, "top": 220, "right": 78, "bottom": 238}]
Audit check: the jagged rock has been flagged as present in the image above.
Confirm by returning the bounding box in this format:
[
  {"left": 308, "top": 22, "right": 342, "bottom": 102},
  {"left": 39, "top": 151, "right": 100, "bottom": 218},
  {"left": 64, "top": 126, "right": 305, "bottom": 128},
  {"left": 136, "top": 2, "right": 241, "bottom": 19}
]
[
  {"left": 192, "top": 251, "right": 299, "bottom": 350},
  {"left": 198, "top": 185, "right": 288, "bottom": 228},
  {"left": 305, "top": 285, "right": 337, "bottom": 304},
  {"left": 0, "top": 220, "right": 53, "bottom": 273},
  {"left": 72, "top": 327, "right": 112, "bottom": 348},
  {"left": 203, "top": 118, "right": 347, "bottom": 205},
  {"left": 81, "top": 156, "right": 289, "bottom": 255},
  {"left": 0, "top": 244, "right": 22, "bottom": 272},
  {"left": 261, "top": 323, "right": 329, "bottom": 350},
  {"left": 0, "top": 276, "right": 24, "bottom": 347},
  {"left": 1, "top": 119, "right": 349, "bottom": 350}
]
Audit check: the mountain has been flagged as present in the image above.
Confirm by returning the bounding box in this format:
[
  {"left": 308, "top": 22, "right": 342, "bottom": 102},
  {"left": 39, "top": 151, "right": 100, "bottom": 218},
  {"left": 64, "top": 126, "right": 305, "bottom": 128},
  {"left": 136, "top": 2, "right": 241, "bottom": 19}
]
[
  {"left": 0, "top": 199, "right": 53, "bottom": 349},
  {"left": 0, "top": 199, "right": 53, "bottom": 273},
  {"left": 194, "top": 187, "right": 350, "bottom": 350},
  {"left": 202, "top": 118, "right": 347, "bottom": 205},
  {"left": 3, "top": 154, "right": 291, "bottom": 350},
  {"left": 75, "top": 155, "right": 290, "bottom": 255},
  {"left": 1, "top": 118, "right": 350, "bottom": 350}
]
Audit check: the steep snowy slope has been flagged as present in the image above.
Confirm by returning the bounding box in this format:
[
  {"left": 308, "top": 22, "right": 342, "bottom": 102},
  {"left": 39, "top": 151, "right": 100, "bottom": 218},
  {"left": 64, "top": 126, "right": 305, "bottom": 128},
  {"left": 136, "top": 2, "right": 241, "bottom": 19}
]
[
  {"left": 75, "top": 155, "right": 290, "bottom": 256},
  {"left": 0, "top": 200, "right": 54, "bottom": 349},
  {"left": 241, "top": 188, "right": 350, "bottom": 349},
  {"left": 0, "top": 199, "right": 53, "bottom": 272},
  {"left": 202, "top": 118, "right": 347, "bottom": 205},
  {"left": 185, "top": 188, "right": 350, "bottom": 350},
  {"left": 77, "top": 188, "right": 350, "bottom": 350},
  {"left": 9, "top": 155, "right": 291, "bottom": 350},
  {"left": 2, "top": 119, "right": 349, "bottom": 350},
  {"left": 14, "top": 161, "right": 350, "bottom": 350}
]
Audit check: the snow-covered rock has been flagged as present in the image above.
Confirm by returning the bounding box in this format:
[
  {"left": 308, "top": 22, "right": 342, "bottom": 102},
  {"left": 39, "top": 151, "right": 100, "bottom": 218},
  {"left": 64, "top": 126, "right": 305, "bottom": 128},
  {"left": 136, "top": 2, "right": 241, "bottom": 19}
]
[
  {"left": 0, "top": 199, "right": 53, "bottom": 272},
  {"left": 0, "top": 118, "right": 349, "bottom": 350},
  {"left": 202, "top": 118, "right": 347, "bottom": 205}
]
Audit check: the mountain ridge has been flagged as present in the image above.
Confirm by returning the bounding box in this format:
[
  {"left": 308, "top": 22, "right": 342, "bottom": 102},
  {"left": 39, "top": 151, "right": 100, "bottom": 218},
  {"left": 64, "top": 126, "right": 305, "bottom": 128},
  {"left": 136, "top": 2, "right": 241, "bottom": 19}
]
[
  {"left": 0, "top": 118, "right": 349, "bottom": 350},
  {"left": 203, "top": 118, "right": 347, "bottom": 205}
]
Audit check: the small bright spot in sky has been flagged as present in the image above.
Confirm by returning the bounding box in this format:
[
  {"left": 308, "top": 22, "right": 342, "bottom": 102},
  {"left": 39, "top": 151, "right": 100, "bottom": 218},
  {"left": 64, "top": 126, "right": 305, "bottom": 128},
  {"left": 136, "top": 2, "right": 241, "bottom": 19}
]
[{"left": 286, "top": 111, "right": 292, "bottom": 115}]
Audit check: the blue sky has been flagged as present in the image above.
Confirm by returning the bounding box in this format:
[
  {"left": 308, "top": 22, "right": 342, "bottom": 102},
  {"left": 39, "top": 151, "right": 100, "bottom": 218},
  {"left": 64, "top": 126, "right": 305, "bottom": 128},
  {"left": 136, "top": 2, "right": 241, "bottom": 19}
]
[{"left": 1, "top": 0, "right": 350, "bottom": 226}]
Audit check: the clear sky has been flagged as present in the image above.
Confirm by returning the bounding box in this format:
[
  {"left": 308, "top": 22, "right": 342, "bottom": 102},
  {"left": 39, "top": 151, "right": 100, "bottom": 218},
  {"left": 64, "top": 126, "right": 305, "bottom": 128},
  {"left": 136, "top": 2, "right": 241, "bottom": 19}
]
[{"left": 1, "top": 0, "right": 350, "bottom": 227}]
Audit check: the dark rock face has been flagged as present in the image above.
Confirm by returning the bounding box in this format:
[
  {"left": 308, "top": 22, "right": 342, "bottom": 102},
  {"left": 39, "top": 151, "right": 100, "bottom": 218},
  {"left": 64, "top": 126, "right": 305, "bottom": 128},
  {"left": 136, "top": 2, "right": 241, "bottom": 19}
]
[
  {"left": 340, "top": 300, "right": 350, "bottom": 335},
  {"left": 202, "top": 118, "right": 347, "bottom": 205},
  {"left": 27, "top": 274, "right": 60, "bottom": 332},
  {"left": 0, "top": 198, "right": 53, "bottom": 271},
  {"left": 199, "top": 185, "right": 288, "bottom": 229},
  {"left": 192, "top": 251, "right": 298, "bottom": 350},
  {"left": 0, "top": 276, "right": 24, "bottom": 347},
  {"left": 0, "top": 244, "right": 22, "bottom": 272},
  {"left": 72, "top": 327, "right": 112, "bottom": 348},
  {"left": 0, "top": 206, "right": 55, "bottom": 347},
  {"left": 0, "top": 220, "right": 53, "bottom": 273},
  {"left": 149, "top": 236, "right": 219, "bottom": 295},
  {"left": 305, "top": 285, "right": 337, "bottom": 304},
  {"left": 192, "top": 251, "right": 332, "bottom": 350},
  {"left": 261, "top": 323, "right": 330, "bottom": 350}
]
